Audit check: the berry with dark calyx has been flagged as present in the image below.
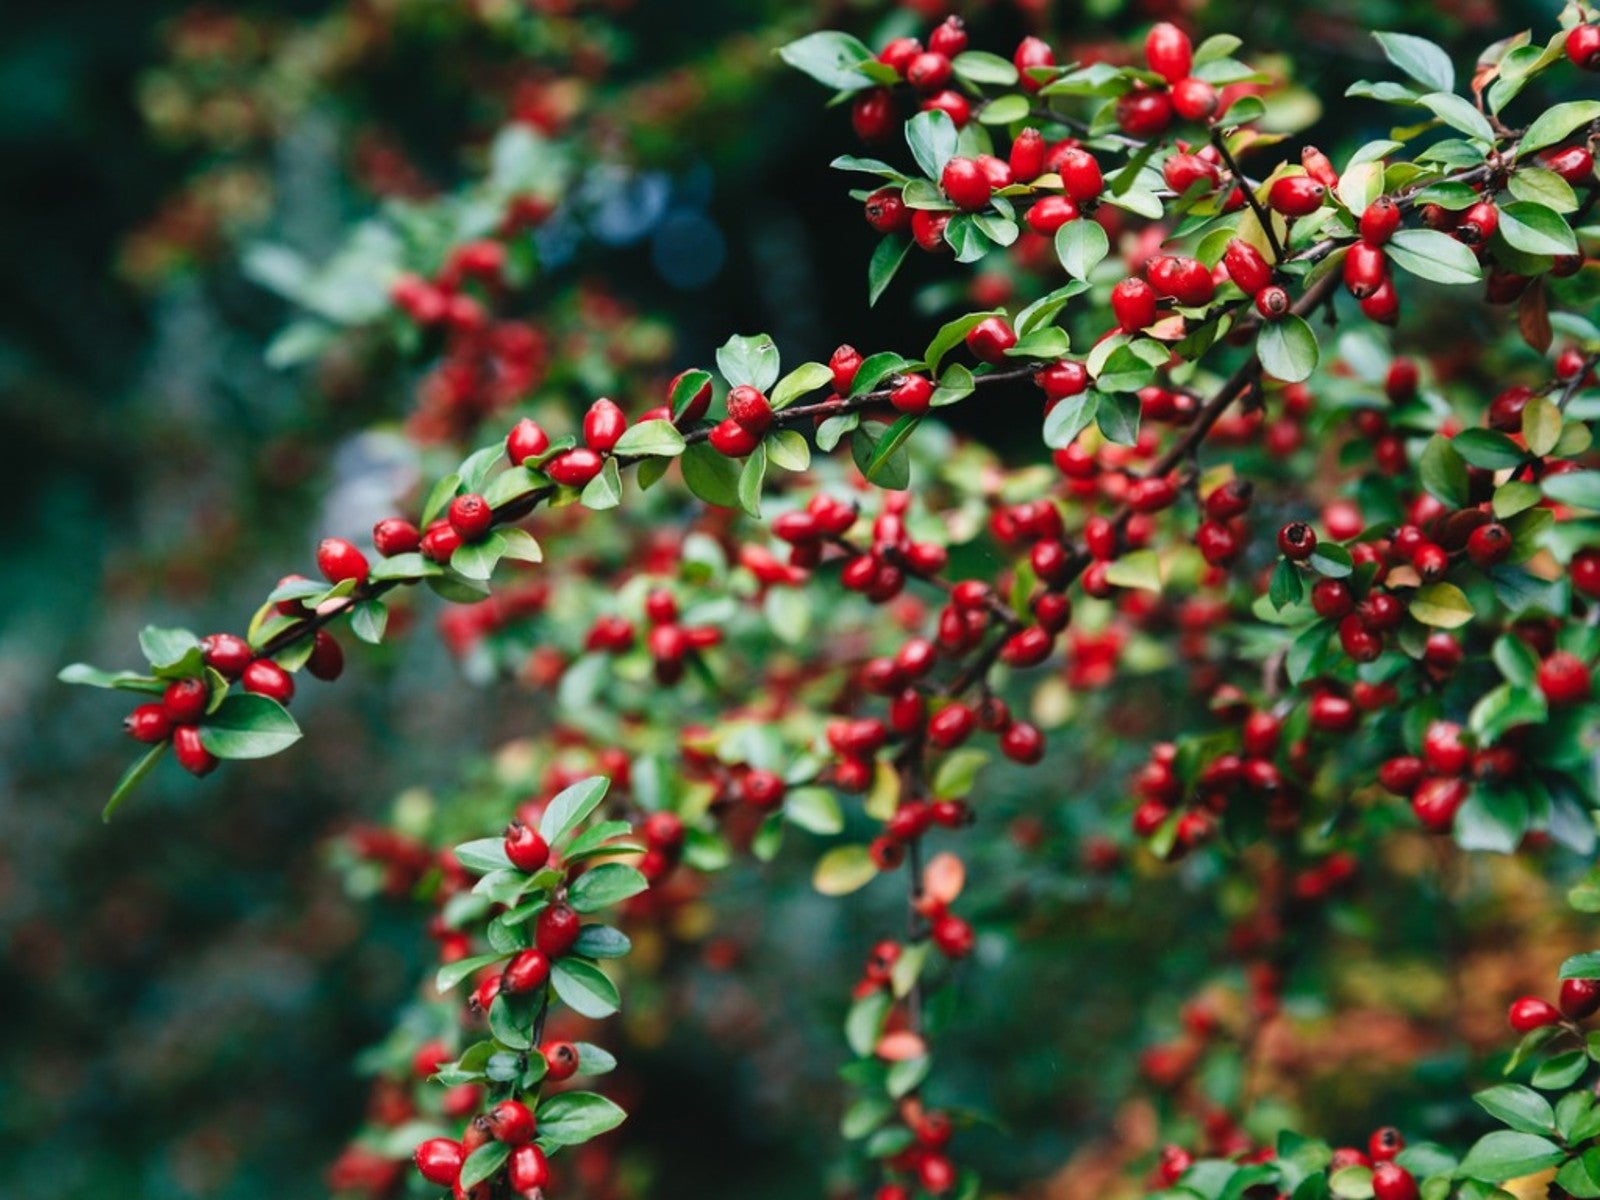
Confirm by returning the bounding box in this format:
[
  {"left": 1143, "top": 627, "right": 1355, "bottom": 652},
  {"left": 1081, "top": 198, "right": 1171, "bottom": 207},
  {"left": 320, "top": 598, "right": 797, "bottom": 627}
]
[
  {"left": 940, "top": 156, "right": 992, "bottom": 211},
  {"left": 1344, "top": 242, "right": 1388, "bottom": 299},
  {"left": 1014, "top": 36, "right": 1056, "bottom": 92},
  {"left": 1538, "top": 652, "right": 1592, "bottom": 705},
  {"left": 1466, "top": 522, "right": 1511, "bottom": 568},
  {"left": 1368, "top": 1128, "right": 1405, "bottom": 1163},
  {"left": 890, "top": 374, "right": 934, "bottom": 415},
  {"left": 414, "top": 1138, "right": 466, "bottom": 1187},
  {"left": 316, "top": 537, "right": 369, "bottom": 585},
  {"left": 1111, "top": 277, "right": 1159, "bottom": 333},
  {"left": 1508, "top": 995, "right": 1562, "bottom": 1032},
  {"left": 506, "top": 418, "right": 550, "bottom": 465},
  {"left": 1560, "top": 977, "right": 1600, "bottom": 1020},
  {"left": 1456, "top": 201, "right": 1499, "bottom": 247},
  {"left": 1171, "top": 78, "right": 1218, "bottom": 121},
  {"left": 486, "top": 1099, "right": 537, "bottom": 1145},
  {"left": 542, "top": 1040, "right": 581, "bottom": 1082},
  {"left": 1223, "top": 239, "right": 1273, "bottom": 295},
  {"left": 163, "top": 676, "right": 210, "bottom": 724},
  {"left": 1567, "top": 23, "right": 1600, "bottom": 70},
  {"left": 173, "top": 725, "right": 218, "bottom": 777},
  {"left": 1371, "top": 1162, "right": 1418, "bottom": 1200},
  {"left": 911, "top": 209, "right": 951, "bottom": 252},
  {"left": 501, "top": 948, "right": 550, "bottom": 994},
  {"left": 535, "top": 902, "right": 581, "bottom": 958},
  {"left": 307, "top": 630, "right": 344, "bottom": 681},
  {"left": 125, "top": 703, "right": 171, "bottom": 743},
  {"left": 508, "top": 1144, "right": 549, "bottom": 1193},
  {"left": 1255, "top": 285, "right": 1291, "bottom": 320},
  {"left": 504, "top": 821, "right": 550, "bottom": 872},
  {"left": 1277, "top": 522, "right": 1316, "bottom": 561},
  {"left": 546, "top": 448, "right": 605, "bottom": 486},
  {"left": 966, "top": 316, "right": 1017, "bottom": 363},
  {"left": 1268, "top": 175, "right": 1326, "bottom": 217},
  {"left": 243, "top": 659, "right": 295, "bottom": 704},
  {"left": 372, "top": 517, "right": 422, "bottom": 557},
  {"left": 1144, "top": 22, "right": 1193, "bottom": 83},
  {"left": 1360, "top": 196, "right": 1401, "bottom": 245},
  {"left": 1204, "top": 478, "right": 1253, "bottom": 519},
  {"left": 863, "top": 189, "right": 910, "bottom": 234},
  {"left": 448, "top": 494, "right": 494, "bottom": 542}
]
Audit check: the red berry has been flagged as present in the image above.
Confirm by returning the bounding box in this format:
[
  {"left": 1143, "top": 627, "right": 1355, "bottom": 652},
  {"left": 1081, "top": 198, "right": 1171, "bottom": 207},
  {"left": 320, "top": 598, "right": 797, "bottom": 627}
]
[
  {"left": 1144, "top": 22, "right": 1193, "bottom": 83},
  {"left": 162, "top": 677, "right": 210, "bottom": 723},
  {"left": 1009, "top": 127, "right": 1046, "bottom": 183},
  {"left": 1111, "top": 277, "right": 1159, "bottom": 333},
  {"left": 448, "top": 494, "right": 494, "bottom": 542},
  {"left": 372, "top": 517, "right": 421, "bottom": 557},
  {"left": 420, "top": 521, "right": 462, "bottom": 563},
  {"left": 1116, "top": 87, "right": 1173, "bottom": 138},
  {"left": 486, "top": 1099, "right": 537, "bottom": 1145},
  {"left": 307, "top": 630, "right": 344, "bottom": 681},
  {"left": 173, "top": 725, "right": 218, "bottom": 777},
  {"left": 506, "top": 418, "right": 551, "bottom": 465},
  {"left": 1538, "top": 652, "right": 1592, "bottom": 705},
  {"left": 911, "top": 209, "right": 951, "bottom": 253},
  {"left": 1573, "top": 548, "right": 1600, "bottom": 598},
  {"left": 1567, "top": 23, "right": 1600, "bottom": 70},
  {"left": 727, "top": 385, "right": 774, "bottom": 434},
  {"left": 201, "top": 633, "right": 252, "bottom": 678},
  {"left": 1014, "top": 36, "right": 1056, "bottom": 92},
  {"left": 1164, "top": 152, "right": 1219, "bottom": 195},
  {"left": 1508, "top": 995, "right": 1562, "bottom": 1032},
  {"left": 1539, "top": 145, "right": 1595, "bottom": 185},
  {"left": 1344, "top": 242, "right": 1388, "bottom": 299},
  {"left": 1456, "top": 201, "right": 1499, "bottom": 247},
  {"left": 852, "top": 89, "right": 896, "bottom": 143},
  {"left": 1223, "top": 239, "right": 1273, "bottom": 295},
  {"left": 708, "top": 419, "right": 760, "bottom": 458},
  {"left": 1001, "top": 721, "right": 1045, "bottom": 763},
  {"left": 1561, "top": 977, "right": 1600, "bottom": 1019},
  {"left": 940, "top": 156, "right": 992, "bottom": 211},
  {"left": 1371, "top": 1162, "right": 1418, "bottom": 1200},
  {"left": 1360, "top": 196, "right": 1401, "bottom": 245},
  {"left": 1267, "top": 175, "right": 1326, "bottom": 217},
  {"left": 508, "top": 1144, "right": 549, "bottom": 1193},
  {"left": 669, "top": 369, "right": 713, "bottom": 424},
  {"left": 741, "top": 768, "right": 787, "bottom": 809},
  {"left": 928, "top": 703, "right": 976, "bottom": 748},
  {"left": 966, "top": 316, "right": 1017, "bottom": 363},
  {"left": 931, "top": 913, "right": 974, "bottom": 958},
  {"left": 1423, "top": 720, "right": 1471, "bottom": 775},
  {"left": 1056, "top": 148, "right": 1104, "bottom": 202},
  {"left": 546, "top": 448, "right": 605, "bottom": 486},
  {"left": 124, "top": 703, "right": 171, "bottom": 743},
  {"left": 890, "top": 374, "right": 934, "bottom": 414},
  {"left": 502, "top": 948, "right": 551, "bottom": 994},
  {"left": 1466, "top": 523, "right": 1512, "bottom": 568},
  {"left": 1026, "top": 195, "right": 1079, "bottom": 235},
  {"left": 504, "top": 821, "right": 550, "bottom": 872},
  {"left": 928, "top": 16, "right": 967, "bottom": 57},
  {"left": 1411, "top": 776, "right": 1467, "bottom": 832},
  {"left": 414, "top": 1138, "right": 465, "bottom": 1187},
  {"left": 1170, "top": 77, "right": 1218, "bottom": 121},
  {"left": 1311, "top": 579, "right": 1353, "bottom": 619},
  {"left": 535, "top": 902, "right": 581, "bottom": 958},
  {"left": 1369, "top": 1128, "right": 1405, "bottom": 1163},
  {"left": 905, "top": 52, "right": 952, "bottom": 91},
  {"left": 316, "top": 537, "right": 369, "bottom": 585},
  {"left": 242, "top": 659, "right": 294, "bottom": 705},
  {"left": 1255, "top": 285, "right": 1291, "bottom": 320},
  {"left": 829, "top": 345, "right": 863, "bottom": 393},
  {"left": 542, "top": 1040, "right": 581, "bottom": 1082},
  {"left": 1276, "top": 522, "right": 1316, "bottom": 561}
]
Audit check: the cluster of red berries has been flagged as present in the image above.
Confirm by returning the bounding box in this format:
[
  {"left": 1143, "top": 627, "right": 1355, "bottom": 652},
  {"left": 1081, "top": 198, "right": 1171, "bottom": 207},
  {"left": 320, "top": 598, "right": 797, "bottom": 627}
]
[
  {"left": 873, "top": 1098, "right": 960, "bottom": 1196},
  {"left": 414, "top": 1097, "right": 549, "bottom": 1198},
  {"left": 1507, "top": 975, "right": 1600, "bottom": 1032},
  {"left": 849, "top": 16, "right": 984, "bottom": 142},
  {"left": 584, "top": 586, "right": 724, "bottom": 685}
]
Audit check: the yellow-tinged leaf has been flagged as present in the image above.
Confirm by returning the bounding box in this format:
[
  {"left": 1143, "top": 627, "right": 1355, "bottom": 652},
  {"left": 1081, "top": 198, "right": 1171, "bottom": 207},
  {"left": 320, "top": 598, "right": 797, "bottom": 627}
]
[
  {"left": 1104, "top": 549, "right": 1163, "bottom": 591},
  {"left": 1411, "top": 582, "right": 1474, "bottom": 628},
  {"left": 1523, "top": 396, "right": 1561, "bottom": 457},
  {"left": 813, "top": 845, "right": 878, "bottom": 896},
  {"left": 864, "top": 759, "right": 900, "bottom": 821}
]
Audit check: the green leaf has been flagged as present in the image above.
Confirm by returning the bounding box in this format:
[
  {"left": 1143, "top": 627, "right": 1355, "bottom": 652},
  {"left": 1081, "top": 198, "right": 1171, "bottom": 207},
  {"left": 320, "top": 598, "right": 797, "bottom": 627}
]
[
  {"left": 738, "top": 442, "right": 768, "bottom": 516},
  {"left": 930, "top": 363, "right": 974, "bottom": 408},
  {"left": 573, "top": 925, "right": 632, "bottom": 959},
  {"left": 1257, "top": 315, "right": 1319, "bottom": 383},
  {"left": 1104, "top": 549, "right": 1162, "bottom": 591},
  {"left": 536, "top": 1091, "right": 627, "bottom": 1148},
  {"left": 1055, "top": 219, "right": 1109, "bottom": 280},
  {"left": 951, "top": 49, "right": 1018, "bottom": 86},
  {"left": 846, "top": 991, "right": 891, "bottom": 1057},
  {"left": 813, "top": 844, "right": 878, "bottom": 895},
  {"left": 1270, "top": 559, "right": 1305, "bottom": 609},
  {"left": 1308, "top": 543, "right": 1353, "bottom": 578},
  {"left": 1453, "top": 428, "right": 1526, "bottom": 469},
  {"left": 785, "top": 787, "right": 844, "bottom": 834},
  {"left": 498, "top": 527, "right": 543, "bottom": 564},
  {"left": 978, "top": 94, "right": 1030, "bottom": 125},
  {"left": 368, "top": 552, "right": 443, "bottom": 582},
  {"left": 868, "top": 236, "right": 911, "bottom": 306},
  {"left": 568, "top": 864, "right": 649, "bottom": 913},
  {"left": 139, "top": 626, "right": 201, "bottom": 672},
  {"left": 1419, "top": 92, "right": 1493, "bottom": 142},
  {"left": 771, "top": 362, "right": 834, "bottom": 410},
  {"left": 1043, "top": 390, "right": 1099, "bottom": 448},
  {"left": 1560, "top": 952, "right": 1600, "bottom": 981},
  {"left": 1532, "top": 1050, "right": 1588, "bottom": 1089},
  {"left": 454, "top": 837, "right": 514, "bottom": 874},
  {"left": 716, "top": 333, "right": 780, "bottom": 392},
  {"left": 864, "top": 414, "right": 919, "bottom": 487},
  {"left": 669, "top": 369, "right": 712, "bottom": 421},
  {"left": 1095, "top": 390, "right": 1140, "bottom": 445},
  {"left": 581, "top": 457, "right": 624, "bottom": 510},
  {"left": 574, "top": 1042, "right": 617, "bottom": 1076},
  {"left": 1419, "top": 435, "right": 1469, "bottom": 506},
  {"left": 198, "top": 694, "right": 302, "bottom": 760},
  {"left": 766, "top": 429, "right": 811, "bottom": 472},
  {"left": 420, "top": 472, "right": 461, "bottom": 526},
  {"left": 1456, "top": 1131, "right": 1563, "bottom": 1181},
  {"left": 906, "top": 109, "right": 959, "bottom": 180},
  {"left": 59, "top": 664, "right": 163, "bottom": 693},
  {"left": 436, "top": 952, "right": 506, "bottom": 994},
  {"left": 1520, "top": 101, "right": 1600, "bottom": 154},
  {"left": 613, "top": 419, "right": 686, "bottom": 458},
  {"left": 350, "top": 600, "right": 387, "bottom": 644},
  {"left": 1475, "top": 1084, "right": 1556, "bottom": 1135},
  {"left": 680, "top": 442, "right": 742, "bottom": 508},
  {"left": 551, "top": 958, "right": 620, "bottom": 1018},
  {"left": 1545, "top": 471, "right": 1600, "bottom": 510},
  {"left": 1373, "top": 31, "right": 1454, "bottom": 93},
  {"left": 1387, "top": 229, "right": 1483, "bottom": 285},
  {"left": 102, "top": 742, "right": 168, "bottom": 822},
  {"left": 1498, "top": 202, "right": 1578, "bottom": 257},
  {"left": 539, "top": 776, "right": 610, "bottom": 844},
  {"left": 776, "top": 31, "right": 876, "bottom": 90},
  {"left": 459, "top": 1142, "right": 511, "bottom": 1190},
  {"left": 923, "top": 311, "right": 996, "bottom": 374},
  {"left": 1410, "top": 582, "right": 1474, "bottom": 629},
  {"left": 452, "top": 530, "right": 506, "bottom": 581}
]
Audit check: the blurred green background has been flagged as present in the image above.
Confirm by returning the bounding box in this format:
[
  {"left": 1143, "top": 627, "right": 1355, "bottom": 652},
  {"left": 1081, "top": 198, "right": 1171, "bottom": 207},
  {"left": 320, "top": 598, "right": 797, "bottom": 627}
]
[{"left": 0, "top": 1, "right": 1577, "bottom": 1197}]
